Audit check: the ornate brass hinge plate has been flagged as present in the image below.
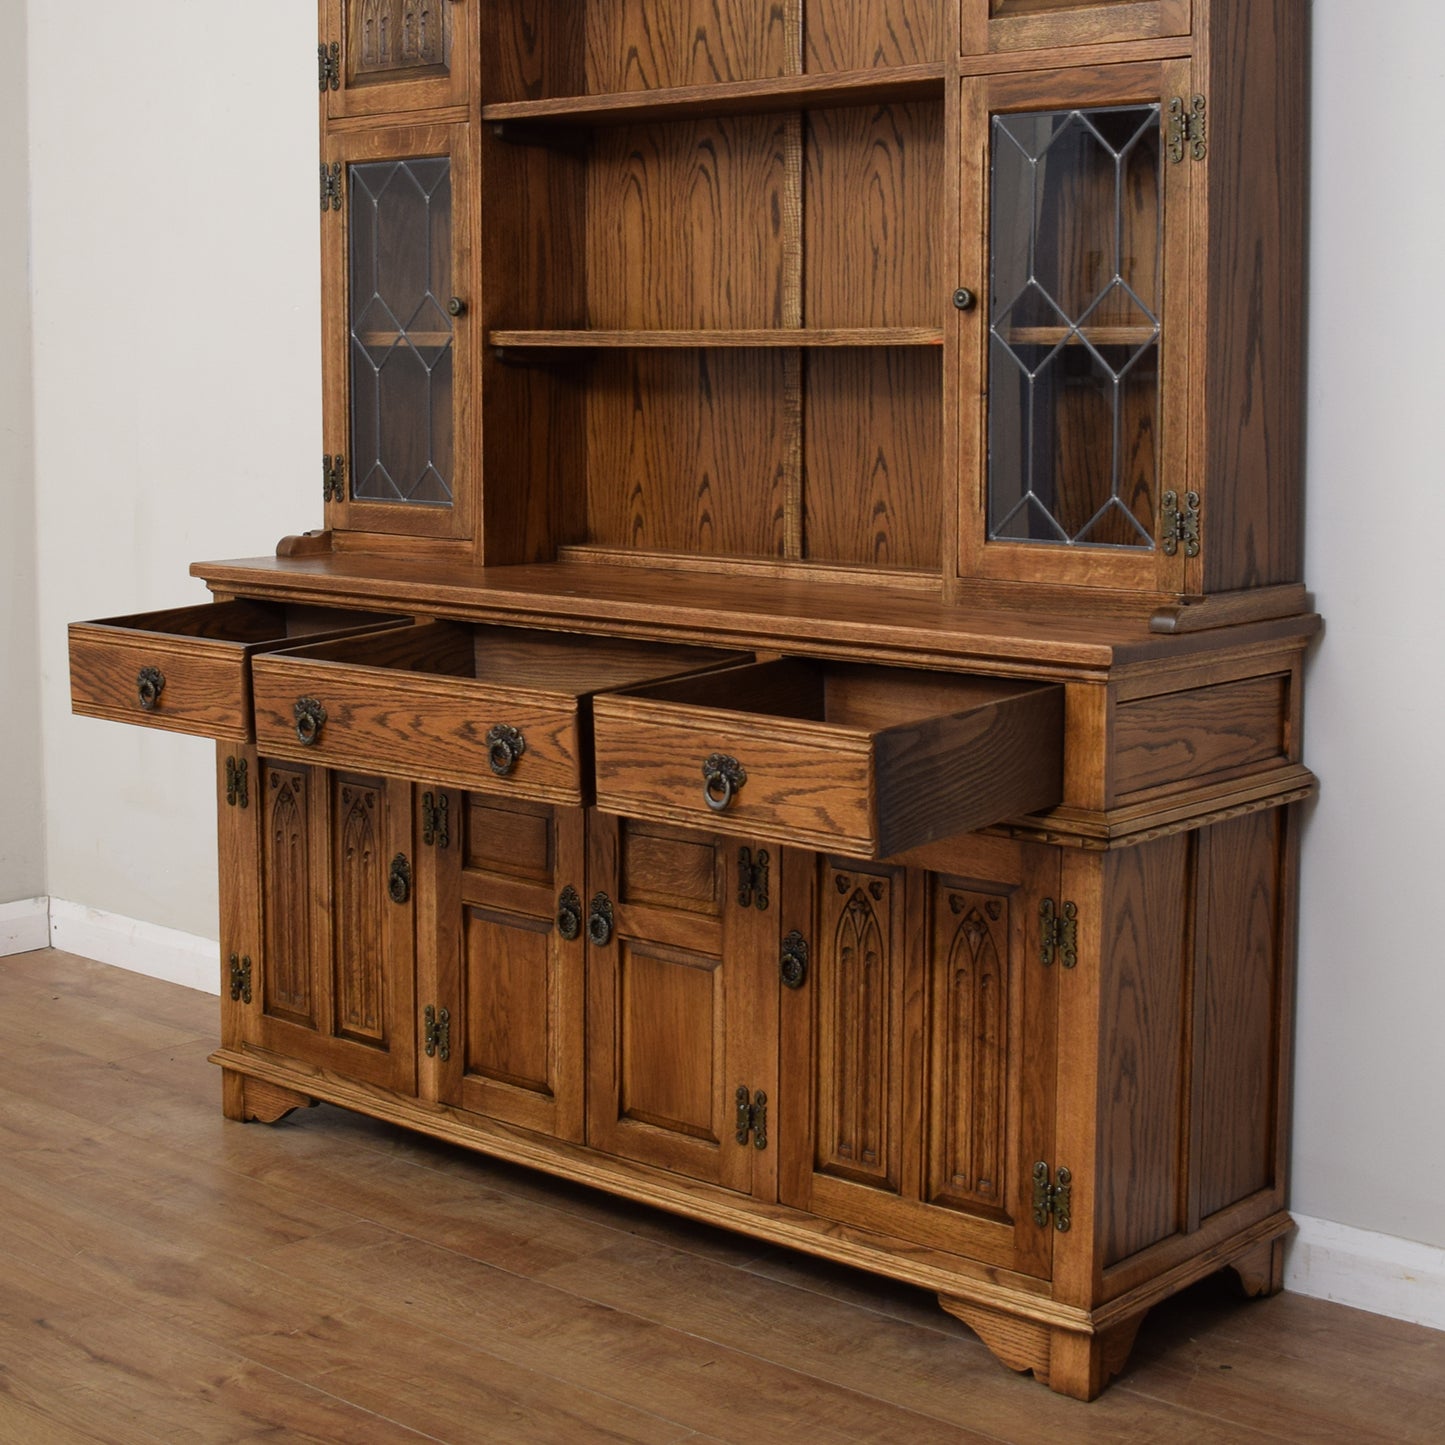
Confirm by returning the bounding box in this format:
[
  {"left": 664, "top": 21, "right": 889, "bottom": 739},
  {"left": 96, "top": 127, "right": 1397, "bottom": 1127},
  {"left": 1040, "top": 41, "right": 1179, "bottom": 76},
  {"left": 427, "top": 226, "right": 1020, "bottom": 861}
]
[
  {"left": 1167, "top": 94, "right": 1208, "bottom": 163},
  {"left": 228, "top": 953, "right": 253, "bottom": 1005},
  {"left": 320, "top": 161, "right": 343, "bottom": 212},
  {"left": 1033, "top": 1162, "right": 1072, "bottom": 1232},
  {"left": 318, "top": 41, "right": 341, "bottom": 92},
  {"left": 735, "top": 1085, "right": 768, "bottom": 1150},
  {"left": 225, "top": 757, "right": 249, "bottom": 809},
  {"left": 1040, "top": 899, "right": 1079, "bottom": 969},
  {"left": 323, "top": 454, "right": 347, "bottom": 503},
  {"left": 421, "top": 791, "right": 450, "bottom": 849},
  {"left": 1161, "top": 489, "right": 1201, "bottom": 558},
  {"left": 424, "top": 1004, "right": 451, "bottom": 1062},
  {"left": 737, "top": 846, "right": 770, "bottom": 910}
]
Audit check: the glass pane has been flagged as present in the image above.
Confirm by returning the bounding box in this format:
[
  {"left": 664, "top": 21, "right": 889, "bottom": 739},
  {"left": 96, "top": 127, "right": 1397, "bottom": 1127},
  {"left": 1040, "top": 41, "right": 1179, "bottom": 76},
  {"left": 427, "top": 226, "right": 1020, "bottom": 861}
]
[
  {"left": 348, "top": 157, "right": 454, "bottom": 508},
  {"left": 349, "top": 1, "right": 452, "bottom": 82},
  {"left": 987, "top": 104, "right": 1162, "bottom": 549}
]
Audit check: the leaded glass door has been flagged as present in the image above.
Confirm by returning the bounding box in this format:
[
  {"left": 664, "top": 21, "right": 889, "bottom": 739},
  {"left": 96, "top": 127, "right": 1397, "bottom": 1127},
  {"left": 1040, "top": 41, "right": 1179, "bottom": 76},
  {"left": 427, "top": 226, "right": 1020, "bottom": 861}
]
[
  {"left": 961, "top": 0, "right": 1192, "bottom": 54},
  {"left": 958, "top": 62, "right": 1193, "bottom": 596},
  {"left": 322, "top": 0, "right": 472, "bottom": 119},
  {"left": 322, "top": 123, "right": 475, "bottom": 541}
]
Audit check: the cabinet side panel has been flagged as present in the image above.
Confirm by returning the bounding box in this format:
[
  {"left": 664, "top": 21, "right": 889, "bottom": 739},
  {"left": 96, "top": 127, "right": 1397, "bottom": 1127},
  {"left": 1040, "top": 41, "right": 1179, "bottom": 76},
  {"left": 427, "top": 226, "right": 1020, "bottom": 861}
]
[
  {"left": 484, "top": 0, "right": 586, "bottom": 103},
  {"left": 804, "top": 0, "right": 944, "bottom": 70},
  {"left": 1202, "top": 0, "right": 1308, "bottom": 590},
  {"left": 1099, "top": 833, "right": 1190, "bottom": 1268},
  {"left": 1195, "top": 808, "right": 1283, "bottom": 1217}
]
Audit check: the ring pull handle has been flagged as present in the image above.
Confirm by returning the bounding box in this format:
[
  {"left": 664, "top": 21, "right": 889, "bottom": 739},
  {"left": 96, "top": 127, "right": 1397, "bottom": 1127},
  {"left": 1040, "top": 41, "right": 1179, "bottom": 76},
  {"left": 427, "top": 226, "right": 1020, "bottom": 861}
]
[
  {"left": 388, "top": 854, "right": 412, "bottom": 906},
  {"left": 486, "top": 723, "right": 526, "bottom": 777},
  {"left": 556, "top": 886, "right": 582, "bottom": 942},
  {"left": 701, "top": 753, "right": 747, "bottom": 813},
  {"left": 294, "top": 697, "right": 327, "bottom": 747},
  {"left": 587, "top": 893, "right": 614, "bottom": 947},
  {"left": 137, "top": 666, "right": 166, "bottom": 711}
]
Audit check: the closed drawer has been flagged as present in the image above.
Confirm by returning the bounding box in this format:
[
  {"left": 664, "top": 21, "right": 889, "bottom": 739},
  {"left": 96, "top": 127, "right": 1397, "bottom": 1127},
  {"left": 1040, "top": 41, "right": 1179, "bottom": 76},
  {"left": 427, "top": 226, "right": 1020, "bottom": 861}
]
[
  {"left": 250, "top": 623, "right": 747, "bottom": 804},
  {"left": 593, "top": 659, "right": 1065, "bottom": 858},
  {"left": 68, "top": 601, "right": 406, "bottom": 742}
]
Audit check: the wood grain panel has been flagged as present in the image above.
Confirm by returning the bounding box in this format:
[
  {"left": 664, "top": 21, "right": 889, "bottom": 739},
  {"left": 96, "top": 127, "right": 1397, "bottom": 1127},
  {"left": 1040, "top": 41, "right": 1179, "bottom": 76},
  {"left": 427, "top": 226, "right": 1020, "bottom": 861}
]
[
  {"left": 1114, "top": 674, "right": 1289, "bottom": 800},
  {"left": 1099, "top": 833, "right": 1189, "bottom": 1268},
  {"left": 464, "top": 908, "right": 555, "bottom": 1095},
  {"left": 803, "top": 349, "right": 943, "bottom": 569},
  {"left": 805, "top": 0, "right": 942, "bottom": 70},
  {"left": 261, "top": 766, "right": 315, "bottom": 1028},
  {"left": 464, "top": 797, "right": 555, "bottom": 882},
  {"left": 485, "top": 0, "right": 585, "bottom": 103},
  {"left": 332, "top": 777, "right": 387, "bottom": 1048},
  {"left": 804, "top": 102, "right": 944, "bottom": 328},
  {"left": 587, "top": 118, "right": 795, "bottom": 330},
  {"left": 585, "top": 349, "right": 793, "bottom": 558},
  {"left": 585, "top": 1, "right": 791, "bottom": 92},
  {"left": 1196, "top": 810, "right": 1282, "bottom": 1219},
  {"left": 619, "top": 821, "right": 721, "bottom": 913}
]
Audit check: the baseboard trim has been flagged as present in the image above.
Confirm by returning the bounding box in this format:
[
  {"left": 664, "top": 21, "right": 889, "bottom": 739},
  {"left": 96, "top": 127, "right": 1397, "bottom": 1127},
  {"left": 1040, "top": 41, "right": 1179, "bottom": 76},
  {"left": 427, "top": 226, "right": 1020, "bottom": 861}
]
[
  {"left": 46, "top": 898, "right": 219, "bottom": 995},
  {"left": 1285, "top": 1214, "right": 1445, "bottom": 1332},
  {"left": 0, "top": 897, "right": 51, "bottom": 956}
]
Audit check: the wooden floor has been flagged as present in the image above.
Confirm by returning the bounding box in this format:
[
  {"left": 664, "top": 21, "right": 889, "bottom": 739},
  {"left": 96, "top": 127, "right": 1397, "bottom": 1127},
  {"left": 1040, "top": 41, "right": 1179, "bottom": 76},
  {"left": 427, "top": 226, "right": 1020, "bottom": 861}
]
[{"left": 1, "top": 951, "right": 1441, "bottom": 1445}]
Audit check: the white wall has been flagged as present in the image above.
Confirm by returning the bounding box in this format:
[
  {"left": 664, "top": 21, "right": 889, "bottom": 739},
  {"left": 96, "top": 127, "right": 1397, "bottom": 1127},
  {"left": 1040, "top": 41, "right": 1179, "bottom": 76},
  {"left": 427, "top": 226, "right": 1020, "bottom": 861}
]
[
  {"left": 0, "top": 0, "right": 44, "bottom": 905},
  {"left": 18, "top": 0, "right": 1445, "bottom": 1282},
  {"left": 1292, "top": 3, "right": 1445, "bottom": 1252},
  {"left": 30, "top": 3, "right": 318, "bottom": 939}
]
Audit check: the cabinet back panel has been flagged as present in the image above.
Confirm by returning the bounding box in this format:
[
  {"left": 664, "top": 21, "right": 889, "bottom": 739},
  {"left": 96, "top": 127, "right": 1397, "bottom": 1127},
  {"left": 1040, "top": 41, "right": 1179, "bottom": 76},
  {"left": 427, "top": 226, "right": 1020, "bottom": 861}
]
[
  {"left": 585, "top": 349, "right": 794, "bottom": 557},
  {"left": 805, "top": 103, "right": 944, "bottom": 330},
  {"left": 587, "top": 119, "right": 796, "bottom": 331},
  {"left": 803, "top": 349, "right": 943, "bottom": 569},
  {"left": 804, "top": 0, "right": 944, "bottom": 70},
  {"left": 585, "top": 1, "right": 794, "bottom": 93},
  {"left": 485, "top": 1, "right": 586, "bottom": 104}
]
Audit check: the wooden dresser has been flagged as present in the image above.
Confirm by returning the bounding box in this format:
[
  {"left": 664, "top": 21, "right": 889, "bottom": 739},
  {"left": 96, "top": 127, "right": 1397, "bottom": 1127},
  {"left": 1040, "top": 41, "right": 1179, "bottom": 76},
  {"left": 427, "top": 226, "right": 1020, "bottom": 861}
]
[{"left": 68, "top": 0, "right": 1314, "bottom": 1399}]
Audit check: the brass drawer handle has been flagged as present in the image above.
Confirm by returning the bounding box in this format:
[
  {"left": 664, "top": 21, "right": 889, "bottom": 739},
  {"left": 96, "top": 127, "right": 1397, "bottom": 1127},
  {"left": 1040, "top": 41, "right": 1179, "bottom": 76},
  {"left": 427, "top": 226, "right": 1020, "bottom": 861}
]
[
  {"left": 587, "top": 893, "right": 614, "bottom": 947},
  {"left": 556, "top": 886, "right": 582, "bottom": 942},
  {"left": 137, "top": 666, "right": 166, "bottom": 711},
  {"left": 294, "top": 697, "right": 327, "bottom": 747},
  {"left": 702, "top": 754, "right": 747, "bottom": 812},
  {"left": 388, "top": 853, "right": 412, "bottom": 906},
  {"left": 487, "top": 723, "right": 526, "bottom": 776}
]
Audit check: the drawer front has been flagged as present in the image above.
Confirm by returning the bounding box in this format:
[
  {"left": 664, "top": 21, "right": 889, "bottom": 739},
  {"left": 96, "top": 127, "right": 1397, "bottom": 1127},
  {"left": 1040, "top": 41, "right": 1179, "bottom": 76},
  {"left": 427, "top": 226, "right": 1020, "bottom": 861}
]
[
  {"left": 69, "top": 624, "right": 254, "bottom": 742},
  {"left": 594, "top": 701, "right": 879, "bottom": 853},
  {"left": 251, "top": 660, "right": 586, "bottom": 803}
]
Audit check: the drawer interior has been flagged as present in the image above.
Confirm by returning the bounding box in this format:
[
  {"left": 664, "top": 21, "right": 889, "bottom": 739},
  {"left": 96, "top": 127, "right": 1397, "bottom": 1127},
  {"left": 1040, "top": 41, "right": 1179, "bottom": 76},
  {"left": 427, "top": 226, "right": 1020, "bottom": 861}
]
[{"left": 83, "top": 599, "right": 406, "bottom": 646}]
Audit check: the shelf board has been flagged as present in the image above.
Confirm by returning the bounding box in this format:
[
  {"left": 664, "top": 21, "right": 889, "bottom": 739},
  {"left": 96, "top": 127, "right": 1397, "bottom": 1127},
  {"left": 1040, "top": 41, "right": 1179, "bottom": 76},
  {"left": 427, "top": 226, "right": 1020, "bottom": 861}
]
[
  {"left": 356, "top": 331, "right": 453, "bottom": 349},
  {"left": 490, "top": 327, "right": 945, "bottom": 352},
  {"left": 996, "top": 325, "right": 1159, "bottom": 347},
  {"left": 483, "top": 63, "right": 947, "bottom": 129}
]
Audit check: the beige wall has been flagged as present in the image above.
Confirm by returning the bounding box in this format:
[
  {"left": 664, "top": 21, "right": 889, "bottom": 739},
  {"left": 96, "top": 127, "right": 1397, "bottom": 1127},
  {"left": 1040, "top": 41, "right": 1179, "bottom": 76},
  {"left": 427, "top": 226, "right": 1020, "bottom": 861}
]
[
  {"left": 0, "top": 0, "right": 44, "bottom": 903},
  {"left": 18, "top": 2, "right": 1445, "bottom": 1259}
]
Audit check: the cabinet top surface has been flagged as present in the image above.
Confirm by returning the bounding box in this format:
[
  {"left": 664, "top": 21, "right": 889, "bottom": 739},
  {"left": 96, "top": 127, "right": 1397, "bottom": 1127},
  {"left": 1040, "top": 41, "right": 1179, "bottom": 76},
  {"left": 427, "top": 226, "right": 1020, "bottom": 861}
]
[{"left": 191, "top": 556, "right": 1319, "bottom": 678}]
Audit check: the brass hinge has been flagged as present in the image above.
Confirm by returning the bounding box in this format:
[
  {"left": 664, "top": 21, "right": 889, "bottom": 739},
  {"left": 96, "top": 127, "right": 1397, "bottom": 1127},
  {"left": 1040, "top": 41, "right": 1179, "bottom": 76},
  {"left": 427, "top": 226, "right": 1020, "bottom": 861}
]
[
  {"left": 1033, "top": 1162, "right": 1073, "bottom": 1232},
  {"left": 735, "top": 1085, "right": 768, "bottom": 1151},
  {"left": 320, "top": 161, "right": 343, "bottom": 212},
  {"left": 421, "top": 791, "right": 450, "bottom": 849},
  {"left": 323, "top": 454, "right": 347, "bottom": 503},
  {"left": 318, "top": 41, "right": 341, "bottom": 92},
  {"left": 1160, "top": 489, "right": 1201, "bottom": 558},
  {"left": 1167, "top": 94, "right": 1207, "bottom": 164},
  {"left": 737, "top": 846, "right": 770, "bottom": 910},
  {"left": 1040, "top": 899, "right": 1078, "bottom": 969},
  {"left": 424, "top": 1004, "right": 452, "bottom": 1062},
  {"left": 225, "top": 757, "right": 249, "bottom": 809},
  {"left": 228, "top": 954, "right": 253, "bottom": 1005}
]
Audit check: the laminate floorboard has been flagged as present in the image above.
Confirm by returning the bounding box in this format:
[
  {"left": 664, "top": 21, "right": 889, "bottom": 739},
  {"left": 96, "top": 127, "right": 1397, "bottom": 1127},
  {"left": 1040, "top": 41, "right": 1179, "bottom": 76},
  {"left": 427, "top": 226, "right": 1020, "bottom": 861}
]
[{"left": 1, "top": 949, "right": 1441, "bottom": 1444}]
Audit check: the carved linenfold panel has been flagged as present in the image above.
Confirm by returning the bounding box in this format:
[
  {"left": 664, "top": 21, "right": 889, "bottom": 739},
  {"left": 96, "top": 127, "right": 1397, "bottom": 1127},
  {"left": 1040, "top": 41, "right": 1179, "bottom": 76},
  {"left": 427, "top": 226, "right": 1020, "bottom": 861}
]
[
  {"left": 928, "top": 884, "right": 1011, "bottom": 1213},
  {"left": 262, "top": 767, "right": 313, "bottom": 1027},
  {"left": 333, "top": 777, "right": 387, "bottom": 1047},
  {"left": 352, "top": 0, "right": 452, "bottom": 78},
  {"left": 818, "top": 868, "right": 896, "bottom": 1189}
]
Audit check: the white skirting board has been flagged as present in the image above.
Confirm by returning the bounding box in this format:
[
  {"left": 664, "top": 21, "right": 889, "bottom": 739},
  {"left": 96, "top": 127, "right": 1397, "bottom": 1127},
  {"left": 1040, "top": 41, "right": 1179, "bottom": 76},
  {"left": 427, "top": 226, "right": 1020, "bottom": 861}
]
[{"left": 6, "top": 895, "right": 1443, "bottom": 1333}]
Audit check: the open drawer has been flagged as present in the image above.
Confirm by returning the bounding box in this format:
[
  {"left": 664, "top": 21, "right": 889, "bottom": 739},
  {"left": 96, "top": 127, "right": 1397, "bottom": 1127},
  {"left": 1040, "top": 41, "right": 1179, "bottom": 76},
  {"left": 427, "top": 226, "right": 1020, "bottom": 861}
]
[
  {"left": 592, "top": 659, "right": 1065, "bottom": 858},
  {"left": 68, "top": 600, "right": 407, "bottom": 742},
  {"left": 250, "top": 623, "right": 748, "bottom": 804}
]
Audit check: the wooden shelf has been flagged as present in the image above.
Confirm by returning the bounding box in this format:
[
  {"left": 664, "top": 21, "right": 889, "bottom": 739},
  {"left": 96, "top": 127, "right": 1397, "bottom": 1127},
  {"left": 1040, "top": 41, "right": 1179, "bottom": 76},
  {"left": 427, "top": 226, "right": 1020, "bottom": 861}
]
[
  {"left": 490, "top": 327, "right": 945, "bottom": 352},
  {"left": 483, "top": 63, "right": 947, "bottom": 129},
  {"left": 356, "top": 331, "right": 453, "bottom": 349},
  {"left": 997, "top": 325, "right": 1159, "bottom": 347}
]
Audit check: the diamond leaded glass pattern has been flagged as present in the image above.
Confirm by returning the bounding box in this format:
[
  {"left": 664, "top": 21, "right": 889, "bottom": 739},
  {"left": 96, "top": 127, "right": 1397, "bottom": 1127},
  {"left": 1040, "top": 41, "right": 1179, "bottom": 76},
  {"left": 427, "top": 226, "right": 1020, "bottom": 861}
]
[
  {"left": 349, "top": 157, "right": 453, "bottom": 507},
  {"left": 987, "top": 105, "right": 1162, "bottom": 549}
]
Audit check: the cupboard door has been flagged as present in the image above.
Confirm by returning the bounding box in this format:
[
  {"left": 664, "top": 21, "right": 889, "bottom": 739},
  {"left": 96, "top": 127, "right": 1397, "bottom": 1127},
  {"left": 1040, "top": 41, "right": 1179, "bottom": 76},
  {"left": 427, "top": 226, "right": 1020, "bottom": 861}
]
[
  {"left": 424, "top": 792, "right": 587, "bottom": 1141},
  {"left": 241, "top": 761, "right": 417, "bottom": 1093},
  {"left": 586, "top": 815, "right": 778, "bottom": 1199},
  {"left": 958, "top": 61, "right": 1194, "bottom": 598},
  {"left": 322, "top": 123, "right": 476, "bottom": 543},
  {"left": 961, "top": 0, "right": 1192, "bottom": 54},
  {"left": 321, "top": 0, "right": 472, "bottom": 119},
  {"left": 779, "top": 841, "right": 1059, "bottom": 1278}
]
